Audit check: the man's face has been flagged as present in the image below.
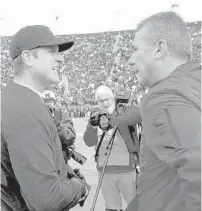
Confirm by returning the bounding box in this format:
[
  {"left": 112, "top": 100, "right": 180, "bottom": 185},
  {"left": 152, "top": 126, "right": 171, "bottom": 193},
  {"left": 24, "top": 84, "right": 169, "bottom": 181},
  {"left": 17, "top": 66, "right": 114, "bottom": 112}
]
[
  {"left": 97, "top": 93, "right": 114, "bottom": 111},
  {"left": 31, "top": 45, "right": 63, "bottom": 85},
  {"left": 129, "top": 27, "right": 157, "bottom": 87}
]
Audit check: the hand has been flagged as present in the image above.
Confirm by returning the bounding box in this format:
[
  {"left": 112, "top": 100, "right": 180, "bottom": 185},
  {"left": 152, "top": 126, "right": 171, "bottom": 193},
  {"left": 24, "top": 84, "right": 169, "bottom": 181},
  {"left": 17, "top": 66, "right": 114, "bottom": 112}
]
[
  {"left": 74, "top": 169, "right": 91, "bottom": 206},
  {"left": 99, "top": 115, "right": 109, "bottom": 129},
  {"left": 99, "top": 114, "right": 112, "bottom": 131},
  {"left": 90, "top": 111, "right": 100, "bottom": 127},
  {"left": 73, "top": 169, "right": 83, "bottom": 179},
  {"left": 78, "top": 181, "right": 91, "bottom": 207},
  {"left": 74, "top": 169, "right": 90, "bottom": 190},
  {"left": 66, "top": 163, "right": 78, "bottom": 179},
  {"left": 68, "top": 177, "right": 86, "bottom": 208},
  {"left": 63, "top": 174, "right": 86, "bottom": 209}
]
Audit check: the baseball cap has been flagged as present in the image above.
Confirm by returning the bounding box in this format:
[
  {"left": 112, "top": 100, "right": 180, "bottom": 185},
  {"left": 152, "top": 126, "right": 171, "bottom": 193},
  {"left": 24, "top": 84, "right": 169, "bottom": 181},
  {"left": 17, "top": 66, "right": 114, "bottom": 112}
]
[
  {"left": 10, "top": 25, "right": 74, "bottom": 60},
  {"left": 42, "top": 90, "right": 56, "bottom": 102}
]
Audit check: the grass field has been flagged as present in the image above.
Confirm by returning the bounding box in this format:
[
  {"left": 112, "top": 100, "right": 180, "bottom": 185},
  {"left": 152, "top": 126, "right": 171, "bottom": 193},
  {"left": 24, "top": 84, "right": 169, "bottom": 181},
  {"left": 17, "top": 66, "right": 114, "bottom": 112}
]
[{"left": 69, "top": 118, "right": 127, "bottom": 211}]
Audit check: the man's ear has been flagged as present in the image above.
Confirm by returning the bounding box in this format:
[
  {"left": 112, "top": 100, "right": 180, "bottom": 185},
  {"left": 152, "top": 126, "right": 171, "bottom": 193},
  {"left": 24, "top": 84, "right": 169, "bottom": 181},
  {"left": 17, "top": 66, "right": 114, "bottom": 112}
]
[
  {"left": 154, "top": 39, "right": 168, "bottom": 59},
  {"left": 21, "top": 50, "right": 34, "bottom": 67}
]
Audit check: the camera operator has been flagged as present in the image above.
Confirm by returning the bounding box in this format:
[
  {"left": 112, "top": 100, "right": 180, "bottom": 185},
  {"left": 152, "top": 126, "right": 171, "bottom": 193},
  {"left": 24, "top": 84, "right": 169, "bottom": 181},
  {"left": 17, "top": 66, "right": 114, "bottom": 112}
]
[
  {"left": 42, "top": 91, "right": 76, "bottom": 162},
  {"left": 83, "top": 85, "right": 142, "bottom": 211}
]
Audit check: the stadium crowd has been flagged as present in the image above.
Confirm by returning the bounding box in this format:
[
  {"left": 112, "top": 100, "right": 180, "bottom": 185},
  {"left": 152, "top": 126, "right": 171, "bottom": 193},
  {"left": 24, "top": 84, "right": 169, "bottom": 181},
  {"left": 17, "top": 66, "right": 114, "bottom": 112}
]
[
  {"left": 1, "top": 21, "right": 201, "bottom": 112},
  {"left": 1, "top": 11, "right": 201, "bottom": 211}
]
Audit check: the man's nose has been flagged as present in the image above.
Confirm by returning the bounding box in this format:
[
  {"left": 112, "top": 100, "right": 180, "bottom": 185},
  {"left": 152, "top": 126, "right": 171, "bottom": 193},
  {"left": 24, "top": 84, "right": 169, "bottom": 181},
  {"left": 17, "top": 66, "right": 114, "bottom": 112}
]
[
  {"left": 56, "top": 53, "right": 64, "bottom": 63},
  {"left": 103, "top": 101, "right": 109, "bottom": 106}
]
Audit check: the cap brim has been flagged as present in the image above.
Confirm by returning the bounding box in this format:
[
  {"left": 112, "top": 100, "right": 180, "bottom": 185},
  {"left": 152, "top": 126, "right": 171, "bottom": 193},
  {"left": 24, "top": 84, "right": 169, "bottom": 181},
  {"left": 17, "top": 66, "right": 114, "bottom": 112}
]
[
  {"left": 44, "top": 39, "right": 74, "bottom": 52},
  {"left": 58, "top": 41, "right": 74, "bottom": 52}
]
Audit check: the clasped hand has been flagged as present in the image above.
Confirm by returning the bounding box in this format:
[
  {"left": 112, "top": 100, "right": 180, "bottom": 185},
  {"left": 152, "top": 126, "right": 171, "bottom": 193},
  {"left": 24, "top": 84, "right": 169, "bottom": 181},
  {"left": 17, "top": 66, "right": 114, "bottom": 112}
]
[{"left": 99, "top": 113, "right": 111, "bottom": 131}]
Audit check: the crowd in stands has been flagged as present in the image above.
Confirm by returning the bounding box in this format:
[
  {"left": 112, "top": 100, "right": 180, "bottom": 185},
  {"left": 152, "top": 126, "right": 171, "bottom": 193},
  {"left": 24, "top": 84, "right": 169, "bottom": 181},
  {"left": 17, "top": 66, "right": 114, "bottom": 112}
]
[{"left": 1, "top": 21, "right": 201, "bottom": 109}]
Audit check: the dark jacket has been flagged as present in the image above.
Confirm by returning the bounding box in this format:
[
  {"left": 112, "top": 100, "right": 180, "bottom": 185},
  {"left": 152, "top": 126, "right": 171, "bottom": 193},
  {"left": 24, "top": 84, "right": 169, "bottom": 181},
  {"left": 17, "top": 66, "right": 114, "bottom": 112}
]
[
  {"left": 126, "top": 62, "right": 201, "bottom": 211},
  {"left": 1, "top": 83, "right": 84, "bottom": 211},
  {"left": 110, "top": 106, "right": 142, "bottom": 153},
  {"left": 53, "top": 107, "right": 76, "bottom": 147},
  {"left": 52, "top": 107, "right": 77, "bottom": 163}
]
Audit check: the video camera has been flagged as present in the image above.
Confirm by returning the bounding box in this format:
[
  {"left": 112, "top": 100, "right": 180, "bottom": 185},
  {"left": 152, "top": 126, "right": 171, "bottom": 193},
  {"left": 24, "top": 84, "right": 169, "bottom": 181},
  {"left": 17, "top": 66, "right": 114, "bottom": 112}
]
[
  {"left": 114, "top": 87, "right": 131, "bottom": 104},
  {"left": 114, "top": 88, "right": 131, "bottom": 115},
  {"left": 89, "top": 111, "right": 109, "bottom": 128}
]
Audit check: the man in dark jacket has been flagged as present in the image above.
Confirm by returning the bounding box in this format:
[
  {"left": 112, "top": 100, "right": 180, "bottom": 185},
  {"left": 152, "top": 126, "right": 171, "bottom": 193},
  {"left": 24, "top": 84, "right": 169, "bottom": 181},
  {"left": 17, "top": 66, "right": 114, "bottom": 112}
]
[
  {"left": 127, "top": 11, "right": 201, "bottom": 211},
  {"left": 42, "top": 90, "right": 76, "bottom": 163},
  {"left": 1, "top": 25, "right": 89, "bottom": 211}
]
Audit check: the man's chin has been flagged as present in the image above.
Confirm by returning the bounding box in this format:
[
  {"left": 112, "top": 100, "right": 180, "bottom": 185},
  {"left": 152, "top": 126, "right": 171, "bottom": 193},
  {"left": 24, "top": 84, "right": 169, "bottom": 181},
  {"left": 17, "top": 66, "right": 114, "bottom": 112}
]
[
  {"left": 138, "top": 77, "right": 144, "bottom": 86},
  {"left": 50, "top": 77, "right": 60, "bottom": 85},
  {"left": 138, "top": 77, "right": 148, "bottom": 87}
]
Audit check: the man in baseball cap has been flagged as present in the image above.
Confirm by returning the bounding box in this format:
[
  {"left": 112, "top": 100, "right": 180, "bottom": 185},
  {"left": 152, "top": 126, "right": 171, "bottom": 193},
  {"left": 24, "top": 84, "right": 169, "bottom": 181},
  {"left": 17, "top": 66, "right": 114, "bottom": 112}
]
[
  {"left": 10, "top": 25, "right": 74, "bottom": 60},
  {"left": 1, "top": 25, "right": 90, "bottom": 211},
  {"left": 10, "top": 25, "right": 74, "bottom": 90}
]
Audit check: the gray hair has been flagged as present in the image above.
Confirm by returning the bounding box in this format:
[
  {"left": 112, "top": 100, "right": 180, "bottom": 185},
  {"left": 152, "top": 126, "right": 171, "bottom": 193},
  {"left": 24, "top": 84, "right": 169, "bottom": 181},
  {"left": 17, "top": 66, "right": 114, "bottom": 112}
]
[
  {"left": 12, "top": 55, "right": 25, "bottom": 76},
  {"left": 136, "top": 11, "right": 192, "bottom": 60}
]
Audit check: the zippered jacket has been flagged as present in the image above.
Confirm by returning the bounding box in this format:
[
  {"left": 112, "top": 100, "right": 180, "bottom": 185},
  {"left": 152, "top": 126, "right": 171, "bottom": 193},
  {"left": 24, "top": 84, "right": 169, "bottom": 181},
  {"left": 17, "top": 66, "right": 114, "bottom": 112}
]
[{"left": 126, "top": 62, "right": 201, "bottom": 211}]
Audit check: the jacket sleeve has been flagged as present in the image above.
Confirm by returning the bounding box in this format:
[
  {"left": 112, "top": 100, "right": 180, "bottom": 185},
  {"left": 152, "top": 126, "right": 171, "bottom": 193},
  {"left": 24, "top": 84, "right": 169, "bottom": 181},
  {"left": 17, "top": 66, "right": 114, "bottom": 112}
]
[
  {"left": 142, "top": 92, "right": 201, "bottom": 211},
  {"left": 83, "top": 120, "right": 98, "bottom": 147},
  {"left": 58, "top": 110, "right": 76, "bottom": 146},
  {"left": 6, "top": 114, "right": 84, "bottom": 211},
  {"left": 109, "top": 105, "right": 142, "bottom": 127}
]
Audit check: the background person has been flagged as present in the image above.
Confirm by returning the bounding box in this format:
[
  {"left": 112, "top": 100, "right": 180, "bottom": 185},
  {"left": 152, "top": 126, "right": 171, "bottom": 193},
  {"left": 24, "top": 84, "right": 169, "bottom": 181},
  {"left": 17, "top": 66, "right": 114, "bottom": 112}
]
[{"left": 84, "top": 85, "right": 142, "bottom": 211}]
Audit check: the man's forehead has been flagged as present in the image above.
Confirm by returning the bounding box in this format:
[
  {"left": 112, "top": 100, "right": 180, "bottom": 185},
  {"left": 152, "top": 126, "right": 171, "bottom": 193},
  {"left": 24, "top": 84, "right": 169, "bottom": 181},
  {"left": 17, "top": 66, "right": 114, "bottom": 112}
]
[
  {"left": 97, "top": 93, "right": 112, "bottom": 100},
  {"left": 133, "top": 26, "right": 149, "bottom": 44}
]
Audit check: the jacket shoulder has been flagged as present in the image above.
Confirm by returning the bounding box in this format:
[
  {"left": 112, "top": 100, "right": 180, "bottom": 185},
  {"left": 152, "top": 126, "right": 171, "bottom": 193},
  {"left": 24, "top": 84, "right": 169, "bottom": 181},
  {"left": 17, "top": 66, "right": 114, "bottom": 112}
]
[{"left": 142, "top": 62, "right": 201, "bottom": 112}]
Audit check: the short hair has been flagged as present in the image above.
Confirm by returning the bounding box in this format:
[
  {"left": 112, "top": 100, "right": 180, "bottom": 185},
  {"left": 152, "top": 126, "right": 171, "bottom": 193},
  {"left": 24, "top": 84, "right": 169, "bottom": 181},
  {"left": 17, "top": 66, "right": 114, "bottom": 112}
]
[
  {"left": 136, "top": 11, "right": 192, "bottom": 60},
  {"left": 12, "top": 55, "right": 25, "bottom": 76},
  {"left": 95, "top": 85, "right": 114, "bottom": 101},
  {"left": 12, "top": 48, "right": 39, "bottom": 76}
]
